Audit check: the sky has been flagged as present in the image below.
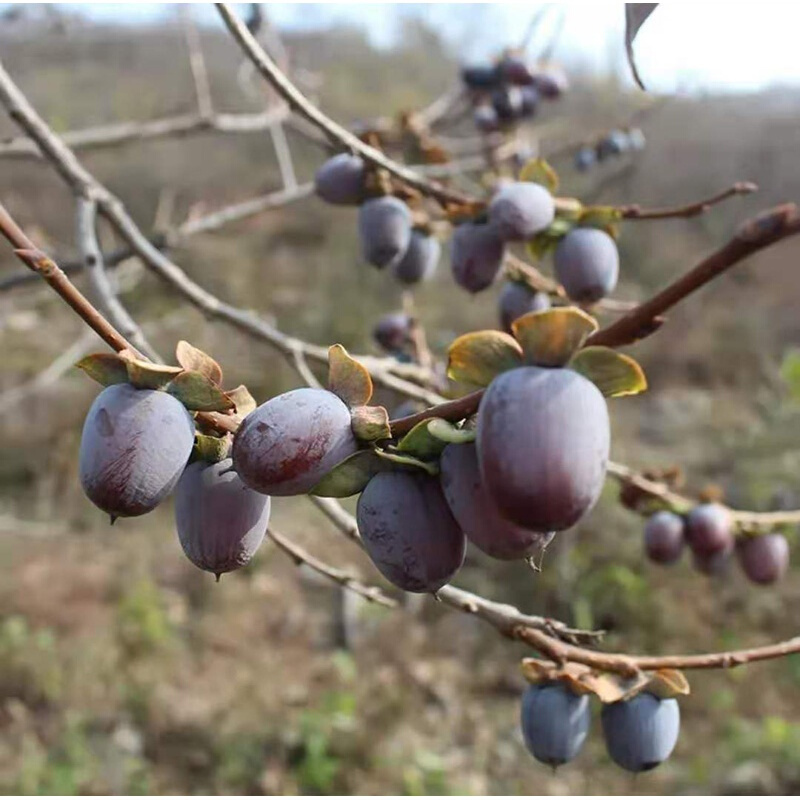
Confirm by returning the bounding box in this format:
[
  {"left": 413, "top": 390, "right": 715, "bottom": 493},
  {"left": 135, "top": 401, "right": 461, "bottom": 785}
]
[{"left": 30, "top": 3, "right": 800, "bottom": 94}]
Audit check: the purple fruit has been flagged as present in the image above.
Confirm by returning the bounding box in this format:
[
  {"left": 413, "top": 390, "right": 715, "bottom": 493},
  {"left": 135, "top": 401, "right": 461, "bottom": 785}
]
[
  {"left": 488, "top": 181, "right": 555, "bottom": 242},
  {"left": 554, "top": 228, "right": 619, "bottom": 303},
  {"left": 498, "top": 55, "right": 535, "bottom": 86},
  {"left": 175, "top": 458, "right": 270, "bottom": 578},
  {"left": 498, "top": 281, "right": 551, "bottom": 333},
  {"left": 357, "top": 471, "right": 466, "bottom": 593},
  {"left": 440, "top": 443, "right": 554, "bottom": 560},
  {"left": 392, "top": 230, "right": 440, "bottom": 285},
  {"left": 685, "top": 503, "right": 733, "bottom": 557},
  {"left": 737, "top": 533, "right": 789, "bottom": 585},
  {"left": 521, "top": 683, "right": 591, "bottom": 767},
  {"left": 574, "top": 146, "right": 596, "bottom": 172},
  {"left": 232, "top": 388, "right": 358, "bottom": 496},
  {"left": 531, "top": 67, "right": 569, "bottom": 99},
  {"left": 477, "top": 366, "right": 609, "bottom": 532},
  {"left": 644, "top": 511, "right": 685, "bottom": 565},
  {"left": 491, "top": 86, "right": 524, "bottom": 123},
  {"left": 358, "top": 196, "right": 412, "bottom": 269},
  {"left": 601, "top": 692, "right": 680, "bottom": 773},
  {"left": 473, "top": 105, "right": 500, "bottom": 134},
  {"left": 79, "top": 384, "right": 195, "bottom": 518},
  {"left": 373, "top": 312, "right": 411, "bottom": 352},
  {"left": 519, "top": 86, "right": 540, "bottom": 118},
  {"left": 461, "top": 64, "right": 500, "bottom": 91},
  {"left": 314, "top": 153, "right": 365, "bottom": 206},
  {"left": 450, "top": 222, "right": 506, "bottom": 294}
]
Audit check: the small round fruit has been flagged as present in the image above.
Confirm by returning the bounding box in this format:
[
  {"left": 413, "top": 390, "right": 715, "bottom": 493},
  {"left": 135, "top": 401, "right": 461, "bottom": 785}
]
[
  {"left": 473, "top": 105, "right": 500, "bottom": 134},
  {"left": 531, "top": 67, "right": 569, "bottom": 99},
  {"left": 440, "top": 443, "right": 553, "bottom": 561},
  {"left": 685, "top": 503, "right": 733, "bottom": 557},
  {"left": 521, "top": 683, "right": 591, "bottom": 767},
  {"left": 79, "top": 384, "right": 195, "bottom": 518},
  {"left": 314, "top": 153, "right": 365, "bottom": 205},
  {"left": 737, "top": 533, "right": 789, "bottom": 585},
  {"left": 488, "top": 182, "right": 555, "bottom": 242},
  {"left": 175, "top": 458, "right": 270, "bottom": 579},
  {"left": 357, "top": 471, "right": 466, "bottom": 593},
  {"left": 491, "top": 86, "right": 524, "bottom": 123},
  {"left": 392, "top": 230, "right": 440, "bottom": 285},
  {"left": 450, "top": 222, "right": 506, "bottom": 294},
  {"left": 498, "top": 281, "right": 551, "bottom": 333},
  {"left": 554, "top": 227, "right": 619, "bottom": 303},
  {"left": 574, "top": 146, "right": 596, "bottom": 172},
  {"left": 644, "top": 511, "right": 685, "bottom": 565},
  {"left": 596, "top": 130, "right": 629, "bottom": 160},
  {"left": 232, "top": 388, "right": 358, "bottom": 496},
  {"left": 461, "top": 64, "right": 500, "bottom": 91},
  {"left": 601, "top": 692, "right": 680, "bottom": 773},
  {"left": 477, "top": 366, "right": 609, "bottom": 532},
  {"left": 519, "top": 86, "right": 540, "bottom": 118},
  {"left": 373, "top": 312, "right": 411, "bottom": 352},
  {"left": 358, "top": 196, "right": 412, "bottom": 269}
]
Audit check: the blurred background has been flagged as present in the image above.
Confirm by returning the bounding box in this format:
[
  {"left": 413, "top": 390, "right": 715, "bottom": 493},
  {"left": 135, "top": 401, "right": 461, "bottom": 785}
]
[{"left": 1, "top": 2, "right": 800, "bottom": 794}]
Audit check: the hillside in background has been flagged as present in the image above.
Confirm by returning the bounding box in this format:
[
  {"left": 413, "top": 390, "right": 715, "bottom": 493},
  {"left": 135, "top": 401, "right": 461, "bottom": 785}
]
[{"left": 1, "top": 11, "right": 800, "bottom": 795}]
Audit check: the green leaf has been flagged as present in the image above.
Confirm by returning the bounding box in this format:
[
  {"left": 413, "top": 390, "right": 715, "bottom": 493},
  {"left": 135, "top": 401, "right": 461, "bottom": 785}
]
[
  {"left": 124, "top": 356, "right": 183, "bottom": 390},
  {"left": 518, "top": 158, "right": 559, "bottom": 193},
  {"left": 525, "top": 218, "right": 574, "bottom": 261},
  {"left": 351, "top": 404, "right": 391, "bottom": 443},
  {"left": 175, "top": 340, "right": 223, "bottom": 386},
  {"left": 75, "top": 352, "right": 129, "bottom": 387},
  {"left": 447, "top": 330, "right": 523, "bottom": 387},
  {"left": 328, "top": 344, "right": 373, "bottom": 407},
  {"left": 167, "top": 370, "right": 236, "bottom": 412},
  {"left": 781, "top": 349, "right": 800, "bottom": 402},
  {"left": 226, "top": 384, "right": 258, "bottom": 417},
  {"left": 374, "top": 448, "right": 439, "bottom": 475},
  {"left": 395, "top": 419, "right": 449, "bottom": 461},
  {"left": 578, "top": 206, "right": 623, "bottom": 229},
  {"left": 192, "top": 433, "right": 231, "bottom": 464},
  {"left": 512, "top": 307, "right": 598, "bottom": 367},
  {"left": 569, "top": 346, "right": 647, "bottom": 397},
  {"left": 427, "top": 418, "right": 477, "bottom": 444},
  {"left": 309, "top": 449, "right": 386, "bottom": 497}
]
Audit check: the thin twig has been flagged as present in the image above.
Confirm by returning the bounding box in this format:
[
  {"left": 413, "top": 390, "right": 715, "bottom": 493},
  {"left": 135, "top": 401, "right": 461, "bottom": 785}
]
[
  {"left": 618, "top": 182, "right": 758, "bottom": 220},
  {"left": 75, "top": 197, "right": 158, "bottom": 360},
  {"left": 267, "top": 527, "right": 397, "bottom": 608},
  {"left": 182, "top": 7, "right": 214, "bottom": 119}
]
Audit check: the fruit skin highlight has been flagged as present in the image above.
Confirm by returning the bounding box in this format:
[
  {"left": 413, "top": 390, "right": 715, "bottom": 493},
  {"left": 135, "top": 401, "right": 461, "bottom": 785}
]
[
  {"left": 232, "top": 388, "right": 358, "bottom": 497},
  {"left": 79, "top": 383, "right": 195, "bottom": 518},
  {"left": 477, "top": 366, "right": 609, "bottom": 532}
]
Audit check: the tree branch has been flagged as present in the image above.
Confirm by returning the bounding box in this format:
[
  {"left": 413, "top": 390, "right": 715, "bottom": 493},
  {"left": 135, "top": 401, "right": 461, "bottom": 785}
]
[{"left": 618, "top": 181, "right": 758, "bottom": 220}]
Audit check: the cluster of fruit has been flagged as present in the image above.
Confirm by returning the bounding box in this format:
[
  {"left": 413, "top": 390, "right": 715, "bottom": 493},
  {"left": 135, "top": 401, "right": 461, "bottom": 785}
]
[
  {"left": 314, "top": 154, "right": 440, "bottom": 286},
  {"left": 521, "top": 683, "right": 680, "bottom": 773},
  {"left": 574, "top": 127, "right": 646, "bottom": 172},
  {"left": 644, "top": 504, "right": 789, "bottom": 584},
  {"left": 460, "top": 54, "right": 568, "bottom": 133}
]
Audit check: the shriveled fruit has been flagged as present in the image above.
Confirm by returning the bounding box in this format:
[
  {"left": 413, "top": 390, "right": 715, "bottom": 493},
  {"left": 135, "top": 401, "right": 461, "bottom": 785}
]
[
  {"left": 488, "top": 182, "right": 555, "bottom": 242},
  {"left": 79, "top": 384, "right": 195, "bottom": 518},
  {"left": 644, "top": 510, "right": 685, "bottom": 565},
  {"left": 477, "top": 366, "right": 609, "bottom": 531},
  {"left": 685, "top": 503, "right": 732, "bottom": 557},
  {"left": 737, "top": 533, "right": 789, "bottom": 585},
  {"left": 554, "top": 227, "right": 619, "bottom": 303},
  {"left": 498, "top": 281, "right": 551, "bottom": 333},
  {"left": 392, "top": 230, "right": 440, "bottom": 285},
  {"left": 314, "top": 153, "right": 365, "bottom": 205},
  {"left": 521, "top": 683, "right": 591, "bottom": 767},
  {"left": 357, "top": 470, "right": 466, "bottom": 593},
  {"left": 451, "top": 222, "right": 506, "bottom": 294},
  {"left": 440, "top": 443, "right": 554, "bottom": 561},
  {"left": 358, "top": 196, "right": 412, "bottom": 269},
  {"left": 175, "top": 458, "right": 270, "bottom": 579},
  {"left": 601, "top": 692, "right": 680, "bottom": 773},
  {"left": 232, "top": 388, "right": 358, "bottom": 496},
  {"left": 373, "top": 312, "right": 411, "bottom": 352}
]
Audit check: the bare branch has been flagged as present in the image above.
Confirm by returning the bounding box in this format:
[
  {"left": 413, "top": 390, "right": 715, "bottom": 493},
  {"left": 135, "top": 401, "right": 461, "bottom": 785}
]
[
  {"left": 618, "top": 181, "right": 758, "bottom": 220},
  {"left": 181, "top": 7, "right": 214, "bottom": 119},
  {"left": 76, "top": 197, "right": 159, "bottom": 360},
  {"left": 267, "top": 526, "right": 397, "bottom": 608}
]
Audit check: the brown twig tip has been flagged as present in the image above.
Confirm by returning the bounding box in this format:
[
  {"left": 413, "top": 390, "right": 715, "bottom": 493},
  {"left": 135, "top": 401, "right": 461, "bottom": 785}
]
[{"left": 620, "top": 182, "right": 760, "bottom": 221}]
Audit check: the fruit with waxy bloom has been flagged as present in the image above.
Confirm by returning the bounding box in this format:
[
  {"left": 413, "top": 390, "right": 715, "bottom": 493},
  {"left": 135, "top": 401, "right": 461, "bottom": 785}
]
[
  {"left": 488, "top": 181, "right": 555, "bottom": 242},
  {"left": 392, "top": 230, "right": 440, "bottom": 285},
  {"left": 450, "top": 222, "right": 506, "bottom": 294},
  {"left": 314, "top": 153, "right": 365, "bottom": 205},
  {"left": 521, "top": 683, "right": 591, "bottom": 767},
  {"left": 737, "top": 533, "right": 789, "bottom": 585},
  {"left": 358, "top": 196, "right": 412, "bottom": 269},
  {"left": 554, "top": 227, "right": 620, "bottom": 303},
  {"left": 644, "top": 510, "right": 685, "bottom": 565},
  {"left": 498, "top": 281, "right": 551, "bottom": 333}
]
